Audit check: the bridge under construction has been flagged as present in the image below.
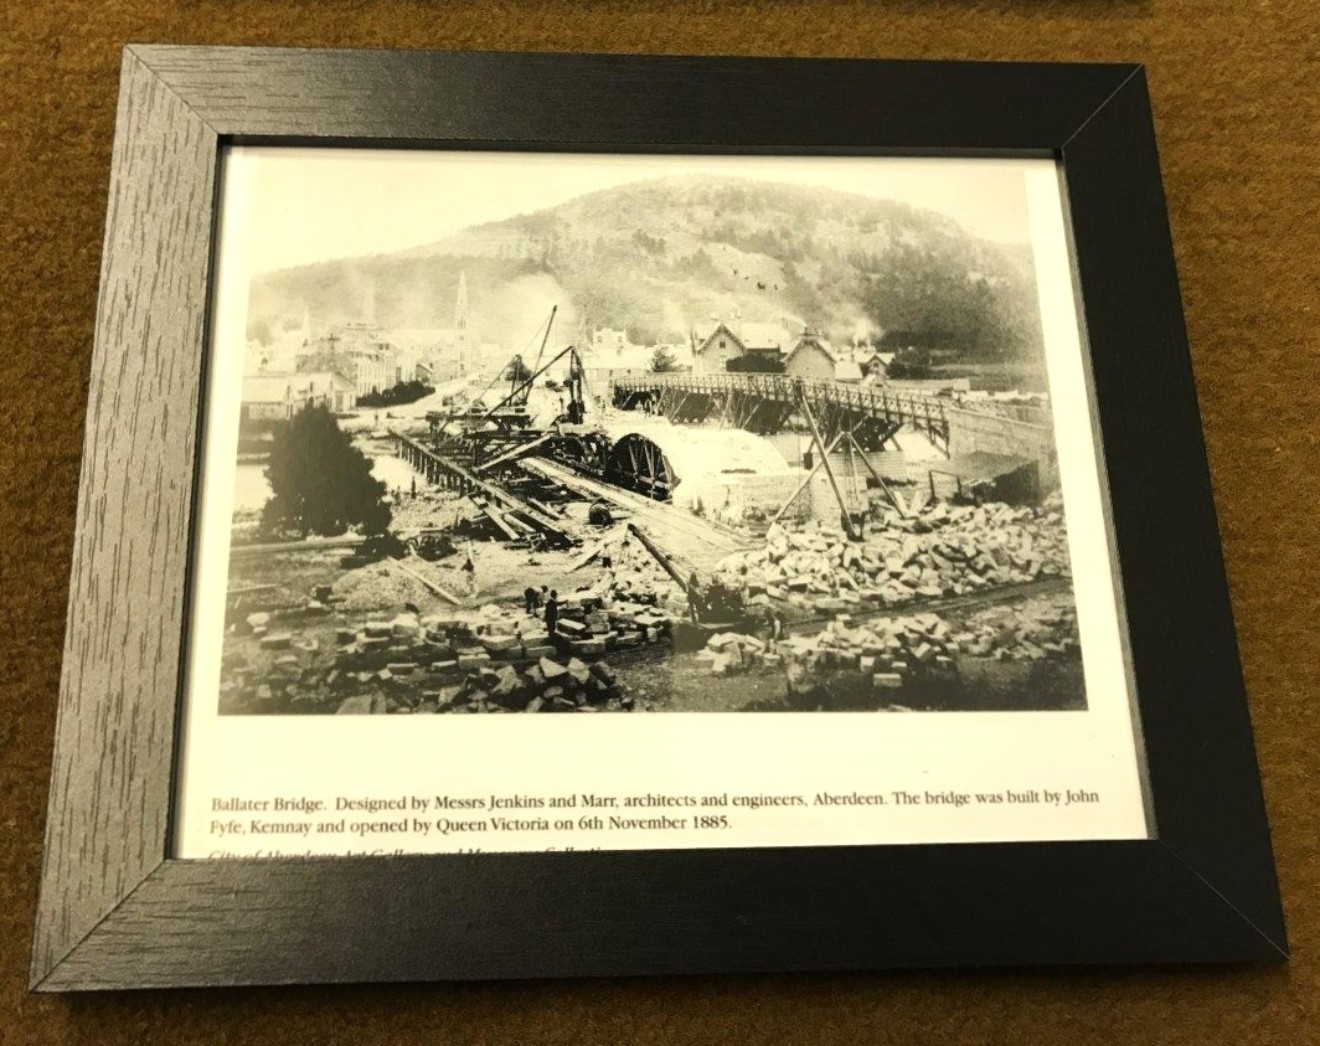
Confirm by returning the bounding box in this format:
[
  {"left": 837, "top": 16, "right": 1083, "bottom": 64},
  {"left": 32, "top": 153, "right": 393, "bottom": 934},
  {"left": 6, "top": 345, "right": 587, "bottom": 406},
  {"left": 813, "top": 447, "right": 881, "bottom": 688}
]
[
  {"left": 610, "top": 371, "right": 1058, "bottom": 492},
  {"left": 612, "top": 372, "right": 953, "bottom": 451}
]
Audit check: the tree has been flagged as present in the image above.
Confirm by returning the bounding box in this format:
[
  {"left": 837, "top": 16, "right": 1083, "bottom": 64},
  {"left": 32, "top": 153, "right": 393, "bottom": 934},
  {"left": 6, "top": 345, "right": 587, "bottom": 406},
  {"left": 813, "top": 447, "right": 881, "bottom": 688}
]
[
  {"left": 357, "top": 379, "right": 435, "bottom": 408},
  {"left": 887, "top": 346, "right": 933, "bottom": 380},
  {"left": 504, "top": 356, "right": 534, "bottom": 384},
  {"left": 261, "top": 405, "right": 391, "bottom": 538},
  {"left": 649, "top": 346, "right": 679, "bottom": 373}
]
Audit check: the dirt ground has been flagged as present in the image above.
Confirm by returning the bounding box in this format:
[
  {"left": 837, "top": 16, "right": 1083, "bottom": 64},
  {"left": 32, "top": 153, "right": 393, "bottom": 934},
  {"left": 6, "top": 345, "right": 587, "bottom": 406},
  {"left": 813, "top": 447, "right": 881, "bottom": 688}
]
[
  {"left": 221, "top": 534, "right": 1085, "bottom": 716},
  {"left": 613, "top": 646, "right": 1085, "bottom": 714}
]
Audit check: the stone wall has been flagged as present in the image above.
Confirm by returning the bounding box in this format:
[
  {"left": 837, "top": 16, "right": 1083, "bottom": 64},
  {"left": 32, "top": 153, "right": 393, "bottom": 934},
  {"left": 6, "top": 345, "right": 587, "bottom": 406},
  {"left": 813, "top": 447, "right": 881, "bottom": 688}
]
[{"left": 945, "top": 407, "right": 1059, "bottom": 490}]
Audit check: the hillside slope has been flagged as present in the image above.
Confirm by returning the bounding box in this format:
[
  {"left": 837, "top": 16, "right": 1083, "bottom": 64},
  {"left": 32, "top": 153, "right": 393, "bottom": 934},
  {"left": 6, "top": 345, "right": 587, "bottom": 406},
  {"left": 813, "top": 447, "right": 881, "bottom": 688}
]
[{"left": 249, "top": 174, "right": 1044, "bottom": 362}]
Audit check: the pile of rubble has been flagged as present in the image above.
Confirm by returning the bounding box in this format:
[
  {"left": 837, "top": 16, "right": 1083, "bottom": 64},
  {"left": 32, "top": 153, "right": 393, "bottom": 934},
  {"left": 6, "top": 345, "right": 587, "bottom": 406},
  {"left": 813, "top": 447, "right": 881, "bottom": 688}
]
[
  {"left": 417, "top": 655, "right": 631, "bottom": 714},
  {"left": 598, "top": 530, "right": 687, "bottom": 613},
  {"left": 698, "top": 593, "right": 1080, "bottom": 687},
  {"left": 220, "top": 580, "right": 676, "bottom": 715},
  {"left": 959, "top": 594, "right": 1079, "bottom": 661},
  {"left": 714, "top": 494, "right": 1071, "bottom": 614},
  {"left": 331, "top": 560, "right": 442, "bottom": 611},
  {"left": 699, "top": 612, "right": 958, "bottom": 691},
  {"left": 387, "top": 488, "right": 464, "bottom": 533}
]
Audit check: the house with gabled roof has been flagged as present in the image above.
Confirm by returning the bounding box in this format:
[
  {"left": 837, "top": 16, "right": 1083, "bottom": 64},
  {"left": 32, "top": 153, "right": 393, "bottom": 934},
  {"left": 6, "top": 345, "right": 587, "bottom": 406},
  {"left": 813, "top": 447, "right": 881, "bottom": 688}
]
[
  {"left": 783, "top": 330, "right": 868, "bottom": 384},
  {"left": 692, "top": 319, "right": 790, "bottom": 374},
  {"left": 691, "top": 321, "right": 746, "bottom": 374}
]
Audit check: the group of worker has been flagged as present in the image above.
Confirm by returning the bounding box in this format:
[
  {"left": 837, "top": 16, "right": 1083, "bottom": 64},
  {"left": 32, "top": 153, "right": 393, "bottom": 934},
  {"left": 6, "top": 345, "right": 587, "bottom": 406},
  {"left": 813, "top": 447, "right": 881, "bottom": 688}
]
[{"left": 523, "top": 585, "right": 561, "bottom": 634}]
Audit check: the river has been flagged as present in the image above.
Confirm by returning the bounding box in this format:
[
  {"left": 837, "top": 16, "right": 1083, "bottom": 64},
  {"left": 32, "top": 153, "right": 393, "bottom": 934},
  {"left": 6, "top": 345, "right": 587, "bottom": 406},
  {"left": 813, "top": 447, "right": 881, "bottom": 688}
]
[{"left": 232, "top": 450, "right": 418, "bottom": 514}]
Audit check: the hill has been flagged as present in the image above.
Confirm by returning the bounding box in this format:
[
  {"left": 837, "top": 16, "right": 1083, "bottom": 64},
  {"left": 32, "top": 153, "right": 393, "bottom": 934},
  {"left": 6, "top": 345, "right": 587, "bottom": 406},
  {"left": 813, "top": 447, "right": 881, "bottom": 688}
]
[{"left": 248, "top": 173, "right": 1045, "bottom": 362}]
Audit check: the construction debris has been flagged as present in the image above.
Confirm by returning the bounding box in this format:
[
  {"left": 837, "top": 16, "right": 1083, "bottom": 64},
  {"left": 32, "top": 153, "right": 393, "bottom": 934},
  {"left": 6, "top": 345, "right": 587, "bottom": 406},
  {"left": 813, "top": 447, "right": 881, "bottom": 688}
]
[
  {"left": 959, "top": 594, "right": 1080, "bottom": 661},
  {"left": 331, "top": 559, "right": 445, "bottom": 612},
  {"left": 698, "top": 594, "right": 1079, "bottom": 694},
  {"left": 698, "top": 612, "right": 960, "bottom": 686},
  {"left": 713, "top": 493, "right": 1071, "bottom": 615},
  {"left": 217, "top": 576, "right": 678, "bottom": 715}
]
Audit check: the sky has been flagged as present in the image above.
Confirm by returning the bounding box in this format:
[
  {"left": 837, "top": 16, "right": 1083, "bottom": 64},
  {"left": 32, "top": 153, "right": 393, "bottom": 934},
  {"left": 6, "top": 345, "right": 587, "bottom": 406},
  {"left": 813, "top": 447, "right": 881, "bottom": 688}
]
[{"left": 231, "top": 146, "right": 1046, "bottom": 275}]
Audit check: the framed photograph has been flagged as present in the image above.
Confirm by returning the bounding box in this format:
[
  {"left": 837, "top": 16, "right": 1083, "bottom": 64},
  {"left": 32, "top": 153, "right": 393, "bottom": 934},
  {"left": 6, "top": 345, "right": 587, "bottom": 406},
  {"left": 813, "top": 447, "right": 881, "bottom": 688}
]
[{"left": 31, "top": 46, "right": 1285, "bottom": 991}]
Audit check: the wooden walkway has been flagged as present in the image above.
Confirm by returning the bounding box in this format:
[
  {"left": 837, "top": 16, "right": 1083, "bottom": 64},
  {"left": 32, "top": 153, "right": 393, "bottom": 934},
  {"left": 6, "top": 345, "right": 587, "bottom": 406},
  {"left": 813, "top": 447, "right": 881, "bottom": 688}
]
[
  {"left": 612, "top": 372, "right": 952, "bottom": 450},
  {"left": 519, "top": 457, "right": 754, "bottom": 580},
  {"left": 390, "top": 430, "right": 576, "bottom": 545}
]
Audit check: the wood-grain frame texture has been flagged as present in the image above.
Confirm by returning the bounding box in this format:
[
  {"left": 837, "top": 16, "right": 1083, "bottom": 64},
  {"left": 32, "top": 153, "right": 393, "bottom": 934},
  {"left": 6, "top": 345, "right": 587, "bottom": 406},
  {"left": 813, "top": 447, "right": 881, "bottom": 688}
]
[{"left": 30, "top": 45, "right": 1286, "bottom": 991}]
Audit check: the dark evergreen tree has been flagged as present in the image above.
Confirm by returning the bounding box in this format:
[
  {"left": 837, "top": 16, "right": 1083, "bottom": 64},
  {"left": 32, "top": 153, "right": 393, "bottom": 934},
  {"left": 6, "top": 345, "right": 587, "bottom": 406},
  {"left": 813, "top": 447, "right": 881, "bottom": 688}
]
[
  {"left": 504, "top": 356, "right": 534, "bottom": 384},
  {"left": 261, "top": 405, "right": 390, "bottom": 538},
  {"left": 649, "top": 346, "right": 680, "bottom": 373},
  {"left": 887, "top": 346, "right": 934, "bottom": 380}
]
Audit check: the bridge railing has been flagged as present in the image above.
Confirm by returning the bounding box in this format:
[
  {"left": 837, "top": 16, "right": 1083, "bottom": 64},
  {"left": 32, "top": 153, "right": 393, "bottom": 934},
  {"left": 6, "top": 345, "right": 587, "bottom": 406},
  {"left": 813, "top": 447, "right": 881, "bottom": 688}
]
[
  {"left": 612, "top": 372, "right": 1053, "bottom": 428},
  {"left": 611, "top": 371, "right": 950, "bottom": 424}
]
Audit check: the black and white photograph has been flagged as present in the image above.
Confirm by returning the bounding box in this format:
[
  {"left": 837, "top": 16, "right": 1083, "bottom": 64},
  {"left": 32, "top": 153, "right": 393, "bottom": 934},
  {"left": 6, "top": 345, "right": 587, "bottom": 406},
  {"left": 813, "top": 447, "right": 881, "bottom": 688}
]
[
  {"left": 172, "top": 146, "right": 1148, "bottom": 858},
  {"left": 209, "top": 150, "right": 1085, "bottom": 719}
]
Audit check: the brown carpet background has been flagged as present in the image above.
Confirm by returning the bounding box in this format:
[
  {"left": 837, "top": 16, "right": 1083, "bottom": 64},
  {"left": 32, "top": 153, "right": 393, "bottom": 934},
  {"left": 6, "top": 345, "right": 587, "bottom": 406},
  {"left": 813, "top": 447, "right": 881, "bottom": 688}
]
[{"left": 2, "top": 1, "right": 1317, "bottom": 1042}]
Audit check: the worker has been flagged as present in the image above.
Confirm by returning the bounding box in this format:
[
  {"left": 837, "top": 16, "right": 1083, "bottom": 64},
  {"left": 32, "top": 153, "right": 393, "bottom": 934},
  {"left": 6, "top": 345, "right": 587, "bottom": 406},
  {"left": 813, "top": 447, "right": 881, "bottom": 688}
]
[
  {"left": 524, "top": 586, "right": 538, "bottom": 614},
  {"left": 763, "top": 606, "right": 783, "bottom": 654},
  {"left": 462, "top": 550, "right": 478, "bottom": 597},
  {"left": 545, "top": 590, "right": 559, "bottom": 635},
  {"left": 687, "top": 571, "right": 704, "bottom": 622}
]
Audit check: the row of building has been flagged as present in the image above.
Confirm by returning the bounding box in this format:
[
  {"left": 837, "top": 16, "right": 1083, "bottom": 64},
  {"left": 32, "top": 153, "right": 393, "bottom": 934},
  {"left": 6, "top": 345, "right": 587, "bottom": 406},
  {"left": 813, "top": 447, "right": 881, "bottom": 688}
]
[
  {"left": 239, "top": 370, "right": 358, "bottom": 423},
  {"left": 241, "top": 275, "right": 481, "bottom": 421},
  {"left": 583, "top": 319, "right": 897, "bottom": 384}
]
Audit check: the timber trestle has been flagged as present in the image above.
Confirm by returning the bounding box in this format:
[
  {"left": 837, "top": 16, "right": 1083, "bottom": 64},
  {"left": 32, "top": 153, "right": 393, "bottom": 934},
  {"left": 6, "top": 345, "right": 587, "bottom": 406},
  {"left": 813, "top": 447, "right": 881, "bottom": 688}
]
[
  {"left": 390, "top": 429, "right": 575, "bottom": 545},
  {"left": 612, "top": 373, "right": 950, "bottom": 451}
]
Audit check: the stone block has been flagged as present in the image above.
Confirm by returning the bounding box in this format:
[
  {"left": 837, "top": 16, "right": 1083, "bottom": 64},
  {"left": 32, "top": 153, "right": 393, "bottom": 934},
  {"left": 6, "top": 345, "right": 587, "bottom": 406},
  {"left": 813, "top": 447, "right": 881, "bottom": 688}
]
[{"left": 336, "top": 695, "right": 388, "bottom": 714}]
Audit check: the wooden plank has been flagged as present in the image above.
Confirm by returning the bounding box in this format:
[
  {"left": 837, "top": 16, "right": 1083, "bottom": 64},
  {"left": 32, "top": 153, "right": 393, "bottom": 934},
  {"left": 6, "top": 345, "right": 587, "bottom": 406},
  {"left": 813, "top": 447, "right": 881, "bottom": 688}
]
[
  {"left": 525, "top": 495, "right": 565, "bottom": 518},
  {"left": 498, "top": 509, "right": 535, "bottom": 535},
  {"left": 847, "top": 433, "right": 905, "bottom": 514},
  {"left": 391, "top": 431, "right": 570, "bottom": 539},
  {"left": 767, "top": 431, "right": 845, "bottom": 528},
  {"left": 224, "top": 583, "right": 279, "bottom": 599},
  {"left": 569, "top": 525, "right": 626, "bottom": 571},
  {"left": 228, "top": 535, "right": 364, "bottom": 558},
  {"left": 626, "top": 522, "right": 694, "bottom": 589},
  {"left": 798, "top": 389, "right": 860, "bottom": 540},
  {"left": 386, "top": 558, "right": 462, "bottom": 605},
  {"left": 472, "top": 498, "right": 522, "bottom": 541},
  {"left": 473, "top": 431, "right": 556, "bottom": 474}
]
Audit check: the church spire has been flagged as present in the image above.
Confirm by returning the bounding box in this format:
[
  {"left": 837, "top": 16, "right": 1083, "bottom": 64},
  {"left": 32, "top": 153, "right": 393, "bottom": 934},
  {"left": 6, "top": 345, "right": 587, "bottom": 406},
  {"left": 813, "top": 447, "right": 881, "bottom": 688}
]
[
  {"left": 454, "top": 271, "right": 469, "bottom": 332},
  {"left": 453, "top": 271, "right": 470, "bottom": 373}
]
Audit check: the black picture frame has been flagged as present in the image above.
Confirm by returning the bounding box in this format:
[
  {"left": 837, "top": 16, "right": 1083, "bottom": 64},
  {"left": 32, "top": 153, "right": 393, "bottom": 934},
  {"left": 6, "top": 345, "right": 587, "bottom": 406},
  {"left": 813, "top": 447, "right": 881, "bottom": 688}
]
[{"left": 30, "top": 45, "right": 1285, "bottom": 991}]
